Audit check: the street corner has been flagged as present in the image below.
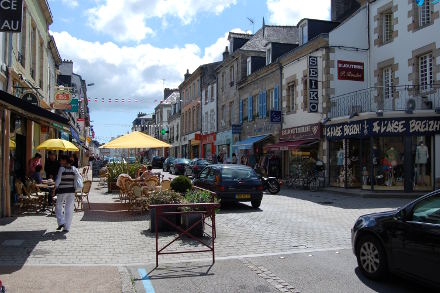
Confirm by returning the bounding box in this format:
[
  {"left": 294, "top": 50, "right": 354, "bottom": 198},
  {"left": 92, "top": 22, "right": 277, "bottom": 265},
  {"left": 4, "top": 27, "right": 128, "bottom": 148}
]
[
  {"left": 0, "top": 266, "right": 122, "bottom": 293},
  {"left": 127, "top": 259, "right": 280, "bottom": 293}
]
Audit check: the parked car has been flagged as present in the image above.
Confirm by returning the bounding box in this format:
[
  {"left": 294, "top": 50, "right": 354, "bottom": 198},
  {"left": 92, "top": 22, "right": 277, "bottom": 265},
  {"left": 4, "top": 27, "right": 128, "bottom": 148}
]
[
  {"left": 127, "top": 156, "right": 137, "bottom": 164},
  {"left": 185, "top": 159, "right": 210, "bottom": 177},
  {"left": 193, "top": 164, "right": 264, "bottom": 208},
  {"left": 163, "top": 157, "right": 175, "bottom": 172},
  {"left": 151, "top": 156, "right": 165, "bottom": 168},
  {"left": 170, "top": 158, "right": 190, "bottom": 175},
  {"left": 351, "top": 189, "right": 440, "bottom": 288}
]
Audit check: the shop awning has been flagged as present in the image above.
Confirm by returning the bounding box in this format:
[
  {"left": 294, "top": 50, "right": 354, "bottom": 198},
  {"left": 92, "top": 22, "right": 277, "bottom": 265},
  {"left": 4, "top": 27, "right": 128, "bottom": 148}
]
[
  {"left": 233, "top": 135, "right": 271, "bottom": 150},
  {"left": 0, "top": 90, "right": 69, "bottom": 126},
  {"left": 265, "top": 139, "right": 319, "bottom": 151}
]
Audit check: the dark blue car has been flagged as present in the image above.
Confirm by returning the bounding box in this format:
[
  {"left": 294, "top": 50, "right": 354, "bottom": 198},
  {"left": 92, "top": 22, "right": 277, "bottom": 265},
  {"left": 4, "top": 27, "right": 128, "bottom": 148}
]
[
  {"left": 351, "top": 189, "right": 440, "bottom": 288},
  {"left": 193, "top": 164, "right": 264, "bottom": 208}
]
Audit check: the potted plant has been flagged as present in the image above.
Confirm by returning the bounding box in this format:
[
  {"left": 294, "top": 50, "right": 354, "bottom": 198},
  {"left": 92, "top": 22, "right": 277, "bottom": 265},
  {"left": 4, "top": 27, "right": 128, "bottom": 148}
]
[
  {"left": 181, "top": 190, "right": 218, "bottom": 237},
  {"left": 107, "top": 162, "right": 142, "bottom": 192},
  {"left": 170, "top": 176, "right": 193, "bottom": 193},
  {"left": 147, "top": 190, "right": 184, "bottom": 233}
]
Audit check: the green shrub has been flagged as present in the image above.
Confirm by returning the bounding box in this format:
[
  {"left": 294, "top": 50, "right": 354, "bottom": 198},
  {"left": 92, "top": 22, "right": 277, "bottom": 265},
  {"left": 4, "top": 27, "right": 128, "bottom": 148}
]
[
  {"left": 147, "top": 190, "right": 184, "bottom": 205},
  {"left": 184, "top": 190, "right": 216, "bottom": 203},
  {"left": 170, "top": 176, "right": 193, "bottom": 193},
  {"left": 107, "top": 162, "right": 142, "bottom": 182}
]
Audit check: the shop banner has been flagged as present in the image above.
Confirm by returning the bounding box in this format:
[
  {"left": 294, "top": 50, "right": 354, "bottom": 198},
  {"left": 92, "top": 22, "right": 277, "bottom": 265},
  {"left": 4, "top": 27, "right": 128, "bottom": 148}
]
[
  {"left": 337, "top": 60, "right": 364, "bottom": 81},
  {"left": 0, "top": 0, "right": 23, "bottom": 32},
  {"left": 281, "top": 123, "right": 322, "bottom": 141},
  {"left": 53, "top": 87, "right": 78, "bottom": 112},
  {"left": 201, "top": 133, "right": 216, "bottom": 144},
  {"left": 308, "top": 56, "right": 319, "bottom": 113},
  {"left": 325, "top": 117, "right": 440, "bottom": 139}
]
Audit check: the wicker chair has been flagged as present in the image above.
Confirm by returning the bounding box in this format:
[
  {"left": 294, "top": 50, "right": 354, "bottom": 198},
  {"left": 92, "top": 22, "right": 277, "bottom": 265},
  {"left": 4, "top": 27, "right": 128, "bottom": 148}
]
[
  {"left": 127, "top": 184, "right": 147, "bottom": 214},
  {"left": 160, "top": 179, "right": 171, "bottom": 191},
  {"left": 75, "top": 180, "right": 92, "bottom": 211}
]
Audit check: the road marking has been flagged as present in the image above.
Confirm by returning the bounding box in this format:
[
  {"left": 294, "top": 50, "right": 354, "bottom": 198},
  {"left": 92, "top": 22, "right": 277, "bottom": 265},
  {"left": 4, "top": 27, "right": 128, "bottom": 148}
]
[{"left": 138, "top": 268, "right": 155, "bottom": 293}]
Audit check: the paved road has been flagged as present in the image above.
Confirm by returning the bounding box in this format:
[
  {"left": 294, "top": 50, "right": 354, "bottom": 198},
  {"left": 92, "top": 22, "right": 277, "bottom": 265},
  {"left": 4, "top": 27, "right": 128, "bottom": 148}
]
[{"left": 0, "top": 169, "right": 423, "bottom": 292}]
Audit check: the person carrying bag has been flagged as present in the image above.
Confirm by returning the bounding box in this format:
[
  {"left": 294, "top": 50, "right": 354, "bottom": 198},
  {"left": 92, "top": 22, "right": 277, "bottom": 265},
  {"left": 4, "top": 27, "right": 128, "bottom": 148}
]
[{"left": 55, "top": 155, "right": 83, "bottom": 233}]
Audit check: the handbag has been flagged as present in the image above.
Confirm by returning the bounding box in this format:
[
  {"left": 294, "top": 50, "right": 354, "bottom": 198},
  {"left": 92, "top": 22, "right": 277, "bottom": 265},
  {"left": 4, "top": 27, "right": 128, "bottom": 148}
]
[{"left": 74, "top": 167, "right": 84, "bottom": 190}]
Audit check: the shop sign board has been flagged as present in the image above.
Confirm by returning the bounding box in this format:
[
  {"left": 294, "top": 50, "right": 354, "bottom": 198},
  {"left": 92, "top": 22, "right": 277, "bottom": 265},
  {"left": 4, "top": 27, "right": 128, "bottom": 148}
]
[
  {"left": 201, "top": 133, "right": 216, "bottom": 144},
  {"left": 0, "top": 0, "right": 23, "bottom": 32},
  {"left": 53, "top": 87, "right": 78, "bottom": 112},
  {"left": 20, "top": 91, "right": 39, "bottom": 106},
  {"left": 337, "top": 60, "right": 364, "bottom": 81},
  {"left": 232, "top": 124, "right": 242, "bottom": 134},
  {"left": 325, "top": 117, "right": 440, "bottom": 139},
  {"left": 281, "top": 123, "right": 322, "bottom": 141},
  {"left": 308, "top": 56, "right": 319, "bottom": 113},
  {"left": 270, "top": 110, "right": 282, "bottom": 123}
]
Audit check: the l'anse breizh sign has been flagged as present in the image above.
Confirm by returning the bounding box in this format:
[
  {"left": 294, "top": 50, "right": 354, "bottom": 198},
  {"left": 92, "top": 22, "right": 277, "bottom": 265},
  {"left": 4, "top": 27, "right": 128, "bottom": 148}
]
[{"left": 0, "top": 0, "right": 23, "bottom": 32}]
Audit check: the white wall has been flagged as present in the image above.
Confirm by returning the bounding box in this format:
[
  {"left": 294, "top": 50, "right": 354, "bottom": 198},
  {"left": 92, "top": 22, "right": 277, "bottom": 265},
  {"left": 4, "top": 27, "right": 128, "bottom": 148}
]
[
  {"left": 329, "top": 6, "right": 369, "bottom": 97},
  {"left": 282, "top": 50, "right": 326, "bottom": 129},
  {"left": 202, "top": 82, "right": 217, "bottom": 134}
]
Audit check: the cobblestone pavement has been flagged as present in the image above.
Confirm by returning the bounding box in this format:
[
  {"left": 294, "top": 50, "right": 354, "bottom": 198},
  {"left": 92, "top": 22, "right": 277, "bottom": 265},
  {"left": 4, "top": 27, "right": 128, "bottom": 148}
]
[{"left": 0, "top": 171, "right": 412, "bottom": 266}]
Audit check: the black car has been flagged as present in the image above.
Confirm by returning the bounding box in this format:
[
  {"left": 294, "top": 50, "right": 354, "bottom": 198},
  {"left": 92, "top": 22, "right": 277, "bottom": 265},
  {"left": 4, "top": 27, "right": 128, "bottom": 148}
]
[
  {"left": 193, "top": 164, "right": 264, "bottom": 208},
  {"left": 151, "top": 156, "right": 165, "bottom": 169},
  {"left": 163, "top": 157, "right": 175, "bottom": 172},
  {"left": 351, "top": 189, "right": 440, "bottom": 288},
  {"left": 170, "top": 158, "right": 190, "bottom": 175},
  {"left": 184, "top": 159, "right": 210, "bottom": 177}
]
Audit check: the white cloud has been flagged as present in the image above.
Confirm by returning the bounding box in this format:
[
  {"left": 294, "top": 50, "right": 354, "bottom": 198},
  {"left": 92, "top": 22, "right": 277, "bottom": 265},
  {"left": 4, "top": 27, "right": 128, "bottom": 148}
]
[
  {"left": 87, "top": 0, "right": 238, "bottom": 42},
  {"left": 52, "top": 28, "right": 246, "bottom": 113},
  {"left": 267, "top": 0, "right": 330, "bottom": 26}
]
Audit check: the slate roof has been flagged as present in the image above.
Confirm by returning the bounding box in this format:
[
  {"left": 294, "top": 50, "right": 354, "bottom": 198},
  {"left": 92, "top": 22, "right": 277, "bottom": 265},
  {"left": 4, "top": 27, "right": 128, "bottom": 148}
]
[{"left": 240, "top": 25, "right": 298, "bottom": 52}]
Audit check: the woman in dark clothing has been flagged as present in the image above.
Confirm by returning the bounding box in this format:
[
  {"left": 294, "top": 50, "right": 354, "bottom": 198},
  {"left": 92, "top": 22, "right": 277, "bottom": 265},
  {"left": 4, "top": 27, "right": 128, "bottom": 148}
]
[{"left": 45, "top": 152, "right": 60, "bottom": 180}]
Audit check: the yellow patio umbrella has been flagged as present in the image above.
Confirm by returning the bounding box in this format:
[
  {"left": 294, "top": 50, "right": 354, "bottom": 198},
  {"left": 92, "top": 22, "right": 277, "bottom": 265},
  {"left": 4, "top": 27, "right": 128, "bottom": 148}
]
[
  {"left": 37, "top": 139, "right": 79, "bottom": 152},
  {"left": 99, "top": 131, "right": 171, "bottom": 149}
]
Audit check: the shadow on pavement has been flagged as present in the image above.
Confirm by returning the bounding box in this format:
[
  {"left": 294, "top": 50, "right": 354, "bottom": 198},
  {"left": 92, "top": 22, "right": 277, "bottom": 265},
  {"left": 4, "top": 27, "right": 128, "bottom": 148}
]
[
  {"left": 0, "top": 217, "right": 17, "bottom": 226},
  {"left": 80, "top": 203, "right": 150, "bottom": 222},
  {"left": 140, "top": 263, "right": 215, "bottom": 280},
  {"left": 354, "top": 267, "right": 437, "bottom": 293},
  {"left": 218, "top": 202, "right": 262, "bottom": 214},
  {"left": 0, "top": 230, "right": 66, "bottom": 273},
  {"left": 275, "top": 188, "right": 412, "bottom": 210}
]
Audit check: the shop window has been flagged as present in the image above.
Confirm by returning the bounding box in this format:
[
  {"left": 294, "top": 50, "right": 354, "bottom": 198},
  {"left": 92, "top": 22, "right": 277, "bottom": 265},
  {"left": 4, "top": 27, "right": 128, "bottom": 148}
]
[
  {"left": 372, "top": 137, "right": 405, "bottom": 191},
  {"left": 413, "top": 136, "right": 432, "bottom": 191},
  {"left": 419, "top": 2, "right": 432, "bottom": 28},
  {"left": 419, "top": 52, "right": 433, "bottom": 93},
  {"left": 288, "top": 143, "right": 319, "bottom": 178}
]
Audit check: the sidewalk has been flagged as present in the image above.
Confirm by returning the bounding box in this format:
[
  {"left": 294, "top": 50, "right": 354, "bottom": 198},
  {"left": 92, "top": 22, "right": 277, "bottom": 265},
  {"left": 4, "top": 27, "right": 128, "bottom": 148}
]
[{"left": 322, "top": 187, "right": 425, "bottom": 199}]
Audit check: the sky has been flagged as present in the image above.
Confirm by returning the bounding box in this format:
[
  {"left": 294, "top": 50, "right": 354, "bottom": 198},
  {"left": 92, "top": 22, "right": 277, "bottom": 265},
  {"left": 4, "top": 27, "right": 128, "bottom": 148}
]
[{"left": 48, "top": 0, "right": 331, "bottom": 143}]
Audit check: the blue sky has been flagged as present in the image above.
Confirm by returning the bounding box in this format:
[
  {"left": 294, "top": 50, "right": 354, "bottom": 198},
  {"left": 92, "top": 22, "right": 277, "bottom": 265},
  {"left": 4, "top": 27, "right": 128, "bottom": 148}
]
[{"left": 48, "top": 0, "right": 330, "bottom": 142}]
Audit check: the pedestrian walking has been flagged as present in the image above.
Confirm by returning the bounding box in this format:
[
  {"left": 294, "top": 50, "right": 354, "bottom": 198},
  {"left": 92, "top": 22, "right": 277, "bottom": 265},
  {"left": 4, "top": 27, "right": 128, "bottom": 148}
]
[{"left": 55, "top": 155, "right": 83, "bottom": 233}]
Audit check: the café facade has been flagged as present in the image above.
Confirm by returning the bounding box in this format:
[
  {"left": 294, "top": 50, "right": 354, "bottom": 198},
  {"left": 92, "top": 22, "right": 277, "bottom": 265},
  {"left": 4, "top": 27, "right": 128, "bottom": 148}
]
[{"left": 325, "top": 114, "right": 440, "bottom": 192}]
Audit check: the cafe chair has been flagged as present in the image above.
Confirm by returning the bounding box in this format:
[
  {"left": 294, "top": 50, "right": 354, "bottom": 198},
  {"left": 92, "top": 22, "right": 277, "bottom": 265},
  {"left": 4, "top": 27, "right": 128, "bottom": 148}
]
[
  {"left": 75, "top": 180, "right": 92, "bottom": 211},
  {"left": 160, "top": 179, "right": 171, "bottom": 191}
]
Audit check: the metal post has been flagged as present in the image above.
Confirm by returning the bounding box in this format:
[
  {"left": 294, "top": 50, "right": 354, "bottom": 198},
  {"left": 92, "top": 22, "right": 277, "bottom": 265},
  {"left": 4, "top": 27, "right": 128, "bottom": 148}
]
[
  {"left": 370, "top": 137, "right": 374, "bottom": 192},
  {"left": 155, "top": 207, "right": 159, "bottom": 268}
]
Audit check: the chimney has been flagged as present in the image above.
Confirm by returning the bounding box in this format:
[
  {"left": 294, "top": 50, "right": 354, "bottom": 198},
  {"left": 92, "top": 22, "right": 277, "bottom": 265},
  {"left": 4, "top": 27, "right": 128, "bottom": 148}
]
[
  {"left": 331, "top": 0, "right": 361, "bottom": 22},
  {"left": 222, "top": 46, "right": 229, "bottom": 61},
  {"left": 184, "top": 69, "right": 190, "bottom": 80}
]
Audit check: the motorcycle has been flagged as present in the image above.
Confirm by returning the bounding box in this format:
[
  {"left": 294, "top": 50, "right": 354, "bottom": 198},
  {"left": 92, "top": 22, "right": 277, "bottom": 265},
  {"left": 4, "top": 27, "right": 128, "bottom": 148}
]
[{"left": 261, "top": 176, "right": 281, "bottom": 194}]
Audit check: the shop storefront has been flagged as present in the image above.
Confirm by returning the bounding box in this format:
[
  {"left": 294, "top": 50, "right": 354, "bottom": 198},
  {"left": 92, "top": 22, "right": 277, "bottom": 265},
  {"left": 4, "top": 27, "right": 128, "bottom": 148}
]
[
  {"left": 199, "top": 133, "right": 216, "bottom": 161},
  {"left": 215, "top": 130, "right": 233, "bottom": 163},
  {"left": 1, "top": 90, "right": 69, "bottom": 217},
  {"left": 232, "top": 135, "right": 274, "bottom": 171},
  {"left": 325, "top": 116, "right": 440, "bottom": 192},
  {"left": 266, "top": 123, "right": 323, "bottom": 179}
]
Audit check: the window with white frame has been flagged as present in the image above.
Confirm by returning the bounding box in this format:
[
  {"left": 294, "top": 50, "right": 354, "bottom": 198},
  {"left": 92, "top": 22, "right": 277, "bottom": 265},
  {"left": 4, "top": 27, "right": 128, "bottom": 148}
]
[
  {"left": 419, "top": 1, "right": 432, "bottom": 27},
  {"left": 247, "top": 57, "right": 252, "bottom": 76},
  {"left": 268, "top": 89, "right": 275, "bottom": 110},
  {"left": 383, "top": 67, "right": 393, "bottom": 100},
  {"left": 0, "top": 32, "right": 5, "bottom": 66},
  {"left": 419, "top": 53, "right": 433, "bottom": 92},
  {"left": 266, "top": 47, "right": 272, "bottom": 65},
  {"left": 204, "top": 112, "right": 208, "bottom": 132},
  {"left": 210, "top": 109, "right": 215, "bottom": 132},
  {"left": 287, "top": 83, "right": 295, "bottom": 112},
  {"left": 382, "top": 13, "right": 393, "bottom": 43},
  {"left": 300, "top": 23, "right": 308, "bottom": 45},
  {"left": 211, "top": 83, "right": 215, "bottom": 101}
]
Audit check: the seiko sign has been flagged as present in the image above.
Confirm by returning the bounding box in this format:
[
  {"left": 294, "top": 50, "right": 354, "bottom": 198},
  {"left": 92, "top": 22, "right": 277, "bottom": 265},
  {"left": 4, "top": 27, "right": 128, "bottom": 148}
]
[
  {"left": 0, "top": 0, "right": 23, "bottom": 32},
  {"left": 308, "top": 56, "right": 319, "bottom": 113}
]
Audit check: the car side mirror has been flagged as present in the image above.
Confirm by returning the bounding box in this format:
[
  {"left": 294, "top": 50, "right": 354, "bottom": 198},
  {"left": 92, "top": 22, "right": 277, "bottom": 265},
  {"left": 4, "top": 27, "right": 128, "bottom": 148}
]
[{"left": 395, "top": 208, "right": 408, "bottom": 221}]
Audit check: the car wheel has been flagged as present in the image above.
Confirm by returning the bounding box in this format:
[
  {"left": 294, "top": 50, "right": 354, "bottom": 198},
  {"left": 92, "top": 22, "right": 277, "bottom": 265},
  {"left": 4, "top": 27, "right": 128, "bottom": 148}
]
[
  {"left": 356, "top": 235, "right": 388, "bottom": 280},
  {"left": 251, "top": 199, "right": 261, "bottom": 209}
]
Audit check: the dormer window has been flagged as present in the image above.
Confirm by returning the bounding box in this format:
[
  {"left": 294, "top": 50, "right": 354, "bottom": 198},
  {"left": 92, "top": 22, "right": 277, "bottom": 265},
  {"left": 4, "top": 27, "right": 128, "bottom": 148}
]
[
  {"left": 266, "top": 47, "right": 272, "bottom": 65},
  {"left": 247, "top": 57, "right": 252, "bottom": 76},
  {"left": 300, "top": 23, "right": 308, "bottom": 45}
]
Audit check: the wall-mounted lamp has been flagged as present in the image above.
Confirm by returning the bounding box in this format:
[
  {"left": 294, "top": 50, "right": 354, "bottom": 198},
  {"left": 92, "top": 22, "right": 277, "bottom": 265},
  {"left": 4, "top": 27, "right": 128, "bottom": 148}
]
[{"left": 376, "top": 110, "right": 383, "bottom": 117}]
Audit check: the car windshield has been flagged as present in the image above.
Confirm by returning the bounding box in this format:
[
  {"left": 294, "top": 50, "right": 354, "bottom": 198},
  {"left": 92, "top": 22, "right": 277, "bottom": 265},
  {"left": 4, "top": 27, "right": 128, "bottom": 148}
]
[
  {"left": 176, "top": 159, "right": 189, "bottom": 164},
  {"left": 197, "top": 160, "right": 209, "bottom": 165},
  {"left": 221, "top": 167, "right": 259, "bottom": 180}
]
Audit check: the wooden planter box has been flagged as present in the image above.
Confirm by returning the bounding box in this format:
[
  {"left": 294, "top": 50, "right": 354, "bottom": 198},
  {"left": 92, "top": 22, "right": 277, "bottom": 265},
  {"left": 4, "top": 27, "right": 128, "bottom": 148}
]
[
  {"left": 181, "top": 213, "right": 204, "bottom": 237},
  {"left": 150, "top": 207, "right": 180, "bottom": 233}
]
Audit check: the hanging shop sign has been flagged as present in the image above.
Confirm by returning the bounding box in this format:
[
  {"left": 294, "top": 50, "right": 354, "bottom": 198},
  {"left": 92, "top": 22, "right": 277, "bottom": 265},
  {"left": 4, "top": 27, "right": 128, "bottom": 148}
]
[
  {"left": 281, "top": 123, "right": 322, "bottom": 141},
  {"left": 325, "top": 117, "right": 440, "bottom": 139},
  {"left": 20, "top": 91, "right": 39, "bottom": 106},
  {"left": 308, "top": 56, "right": 319, "bottom": 113},
  {"left": 337, "top": 60, "right": 364, "bottom": 81},
  {"left": 232, "top": 124, "right": 242, "bottom": 134},
  {"left": 0, "top": 0, "right": 23, "bottom": 32},
  {"left": 53, "top": 87, "right": 78, "bottom": 112},
  {"left": 270, "top": 110, "right": 282, "bottom": 123}
]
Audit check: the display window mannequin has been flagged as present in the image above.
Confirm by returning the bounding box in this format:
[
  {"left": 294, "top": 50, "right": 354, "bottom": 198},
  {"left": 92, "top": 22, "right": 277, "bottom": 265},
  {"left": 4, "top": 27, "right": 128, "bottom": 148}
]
[{"left": 415, "top": 141, "right": 429, "bottom": 186}]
